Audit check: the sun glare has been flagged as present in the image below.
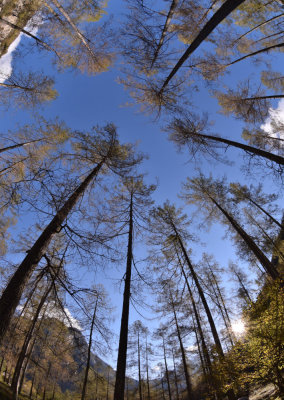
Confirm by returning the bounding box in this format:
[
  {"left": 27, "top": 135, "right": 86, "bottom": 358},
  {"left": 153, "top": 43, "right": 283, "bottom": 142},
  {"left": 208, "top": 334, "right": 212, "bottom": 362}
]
[{"left": 231, "top": 319, "right": 246, "bottom": 335}]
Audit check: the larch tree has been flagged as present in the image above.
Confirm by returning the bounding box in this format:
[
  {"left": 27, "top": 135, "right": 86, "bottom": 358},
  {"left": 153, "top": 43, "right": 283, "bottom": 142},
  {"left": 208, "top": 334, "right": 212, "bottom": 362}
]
[
  {"left": 150, "top": 202, "right": 237, "bottom": 400},
  {"left": 166, "top": 112, "right": 284, "bottom": 171},
  {"left": 0, "top": 124, "right": 141, "bottom": 344},
  {"left": 80, "top": 285, "right": 112, "bottom": 400},
  {"left": 156, "top": 282, "right": 194, "bottom": 400},
  {"left": 111, "top": 176, "right": 155, "bottom": 400},
  {"left": 214, "top": 80, "right": 284, "bottom": 124},
  {"left": 181, "top": 174, "right": 280, "bottom": 280},
  {"left": 0, "top": 71, "right": 58, "bottom": 109}
]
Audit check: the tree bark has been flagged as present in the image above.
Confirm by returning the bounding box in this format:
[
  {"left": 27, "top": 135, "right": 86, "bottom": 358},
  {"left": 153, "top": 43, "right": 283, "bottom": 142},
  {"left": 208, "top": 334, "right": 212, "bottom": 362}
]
[
  {"left": 160, "top": 0, "right": 245, "bottom": 92},
  {"left": 113, "top": 194, "right": 133, "bottom": 400},
  {"left": 81, "top": 296, "right": 98, "bottom": 400},
  {"left": 0, "top": 159, "right": 105, "bottom": 344}
]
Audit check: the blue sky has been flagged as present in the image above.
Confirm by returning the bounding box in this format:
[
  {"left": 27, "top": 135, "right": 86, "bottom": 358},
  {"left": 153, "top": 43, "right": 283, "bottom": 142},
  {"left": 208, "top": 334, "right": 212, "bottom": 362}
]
[{"left": 1, "top": 0, "right": 283, "bottom": 373}]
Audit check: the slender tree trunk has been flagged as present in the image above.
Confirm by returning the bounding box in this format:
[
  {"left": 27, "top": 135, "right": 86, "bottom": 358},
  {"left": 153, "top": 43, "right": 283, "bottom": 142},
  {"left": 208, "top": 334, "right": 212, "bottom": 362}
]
[
  {"left": 192, "top": 318, "right": 207, "bottom": 377},
  {"left": 175, "top": 234, "right": 224, "bottom": 357},
  {"left": 150, "top": 0, "right": 178, "bottom": 68},
  {"left": 12, "top": 275, "right": 57, "bottom": 399},
  {"left": 242, "top": 94, "right": 284, "bottom": 101},
  {"left": 205, "top": 265, "right": 235, "bottom": 347},
  {"left": 235, "top": 272, "right": 252, "bottom": 304},
  {"left": 228, "top": 42, "right": 284, "bottom": 66},
  {"left": 0, "top": 138, "right": 42, "bottom": 154},
  {"left": 0, "top": 17, "right": 57, "bottom": 55},
  {"left": 172, "top": 350, "right": 180, "bottom": 400},
  {"left": 138, "top": 330, "right": 143, "bottom": 400},
  {"left": 18, "top": 337, "right": 37, "bottom": 394},
  {"left": 162, "top": 336, "right": 172, "bottom": 400},
  {"left": 174, "top": 233, "right": 236, "bottom": 400},
  {"left": 233, "top": 12, "right": 284, "bottom": 44},
  {"left": 169, "top": 292, "right": 192, "bottom": 399},
  {"left": 114, "top": 194, "right": 133, "bottom": 400},
  {"left": 81, "top": 297, "right": 99, "bottom": 400},
  {"left": 50, "top": 0, "right": 100, "bottom": 64},
  {"left": 191, "top": 131, "right": 284, "bottom": 166},
  {"left": 160, "top": 0, "right": 245, "bottom": 92},
  {"left": 146, "top": 338, "right": 151, "bottom": 400},
  {"left": 178, "top": 257, "right": 212, "bottom": 373},
  {"left": 208, "top": 195, "right": 279, "bottom": 280},
  {"left": 245, "top": 196, "right": 284, "bottom": 230},
  {"left": 0, "top": 159, "right": 105, "bottom": 344}
]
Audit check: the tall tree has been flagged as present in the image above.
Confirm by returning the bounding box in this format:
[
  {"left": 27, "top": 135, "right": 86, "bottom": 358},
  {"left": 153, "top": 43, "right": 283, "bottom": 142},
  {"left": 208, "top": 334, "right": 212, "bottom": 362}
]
[
  {"left": 0, "top": 125, "right": 140, "bottom": 344},
  {"left": 167, "top": 113, "right": 284, "bottom": 169},
  {"left": 113, "top": 176, "right": 155, "bottom": 400},
  {"left": 181, "top": 174, "right": 280, "bottom": 280},
  {"left": 150, "top": 202, "right": 237, "bottom": 400}
]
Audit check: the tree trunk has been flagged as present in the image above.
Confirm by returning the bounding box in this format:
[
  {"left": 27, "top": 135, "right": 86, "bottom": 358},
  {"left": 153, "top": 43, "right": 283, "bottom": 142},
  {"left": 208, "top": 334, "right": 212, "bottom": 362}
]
[
  {"left": 12, "top": 281, "right": 53, "bottom": 400},
  {"left": 208, "top": 195, "right": 279, "bottom": 280},
  {"left": 229, "top": 42, "right": 284, "bottom": 66},
  {"left": 177, "top": 255, "right": 212, "bottom": 373},
  {"left": 172, "top": 350, "right": 180, "bottom": 400},
  {"left": 0, "top": 159, "right": 105, "bottom": 344},
  {"left": 113, "top": 194, "right": 133, "bottom": 400},
  {"left": 193, "top": 131, "right": 284, "bottom": 166},
  {"left": 18, "top": 337, "right": 37, "bottom": 394},
  {"left": 174, "top": 234, "right": 236, "bottom": 400},
  {"left": 162, "top": 336, "right": 172, "bottom": 400},
  {"left": 170, "top": 292, "right": 192, "bottom": 399},
  {"left": 245, "top": 196, "right": 284, "bottom": 230},
  {"left": 146, "top": 338, "right": 151, "bottom": 400},
  {"left": 175, "top": 234, "right": 224, "bottom": 357},
  {"left": 81, "top": 297, "right": 98, "bottom": 400},
  {"left": 160, "top": 0, "right": 245, "bottom": 92},
  {"left": 50, "top": 0, "right": 100, "bottom": 64},
  {"left": 242, "top": 94, "right": 284, "bottom": 101},
  {"left": 150, "top": 0, "right": 178, "bottom": 68},
  {"left": 0, "top": 17, "right": 57, "bottom": 55},
  {"left": 0, "top": 138, "right": 42, "bottom": 154},
  {"left": 138, "top": 330, "right": 143, "bottom": 400},
  {"left": 233, "top": 12, "right": 284, "bottom": 44}
]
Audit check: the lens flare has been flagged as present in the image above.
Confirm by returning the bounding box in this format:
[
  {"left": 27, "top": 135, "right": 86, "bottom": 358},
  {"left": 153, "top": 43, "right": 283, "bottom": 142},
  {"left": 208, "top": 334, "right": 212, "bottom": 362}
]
[{"left": 231, "top": 319, "right": 246, "bottom": 335}]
